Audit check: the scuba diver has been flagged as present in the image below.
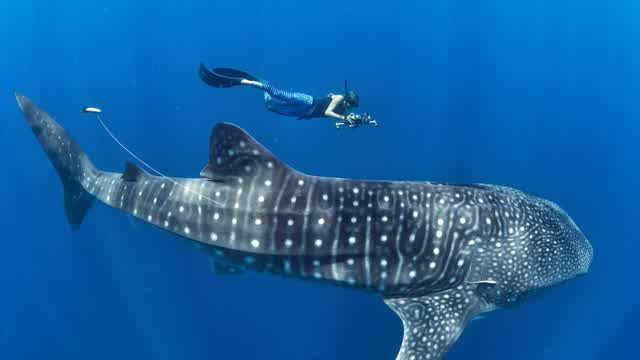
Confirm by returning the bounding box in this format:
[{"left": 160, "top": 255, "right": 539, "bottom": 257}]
[{"left": 199, "top": 64, "right": 377, "bottom": 128}]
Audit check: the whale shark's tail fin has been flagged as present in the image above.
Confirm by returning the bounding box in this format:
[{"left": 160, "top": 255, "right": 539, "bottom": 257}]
[
  {"left": 15, "top": 93, "right": 97, "bottom": 229},
  {"left": 384, "top": 286, "right": 495, "bottom": 360}
]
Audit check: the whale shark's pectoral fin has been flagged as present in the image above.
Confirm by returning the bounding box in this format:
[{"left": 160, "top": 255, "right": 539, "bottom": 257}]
[
  {"left": 384, "top": 287, "right": 493, "bottom": 360},
  {"left": 199, "top": 123, "right": 297, "bottom": 182}
]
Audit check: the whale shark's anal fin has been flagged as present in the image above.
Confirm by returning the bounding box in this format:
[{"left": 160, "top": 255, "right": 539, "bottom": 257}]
[
  {"left": 384, "top": 287, "right": 493, "bottom": 360},
  {"left": 200, "top": 122, "right": 299, "bottom": 182}
]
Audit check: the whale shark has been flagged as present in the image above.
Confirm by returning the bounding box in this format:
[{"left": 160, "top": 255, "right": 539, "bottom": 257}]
[{"left": 16, "top": 93, "right": 592, "bottom": 360}]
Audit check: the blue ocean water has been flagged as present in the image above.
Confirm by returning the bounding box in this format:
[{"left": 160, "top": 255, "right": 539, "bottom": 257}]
[{"left": 0, "top": 1, "right": 637, "bottom": 359}]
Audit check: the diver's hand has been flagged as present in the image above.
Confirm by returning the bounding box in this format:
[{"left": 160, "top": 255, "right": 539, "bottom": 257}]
[
  {"left": 346, "top": 113, "right": 368, "bottom": 126},
  {"left": 345, "top": 113, "right": 358, "bottom": 125},
  {"left": 335, "top": 113, "right": 378, "bottom": 129}
]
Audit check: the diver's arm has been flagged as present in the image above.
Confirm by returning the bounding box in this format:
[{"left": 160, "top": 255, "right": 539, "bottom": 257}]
[
  {"left": 326, "top": 111, "right": 359, "bottom": 126},
  {"left": 325, "top": 111, "right": 347, "bottom": 121},
  {"left": 324, "top": 95, "right": 348, "bottom": 120}
]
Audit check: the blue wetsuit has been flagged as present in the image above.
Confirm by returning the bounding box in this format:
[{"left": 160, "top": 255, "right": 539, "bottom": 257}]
[
  {"left": 249, "top": 82, "right": 331, "bottom": 119},
  {"left": 199, "top": 65, "right": 346, "bottom": 119}
]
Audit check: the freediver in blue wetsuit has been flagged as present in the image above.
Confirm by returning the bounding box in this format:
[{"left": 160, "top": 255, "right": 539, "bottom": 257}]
[{"left": 199, "top": 64, "right": 377, "bottom": 128}]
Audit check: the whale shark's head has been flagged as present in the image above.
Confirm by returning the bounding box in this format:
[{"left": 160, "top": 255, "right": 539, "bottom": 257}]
[
  {"left": 506, "top": 198, "right": 593, "bottom": 305},
  {"left": 533, "top": 199, "right": 593, "bottom": 281},
  {"left": 471, "top": 192, "right": 592, "bottom": 306}
]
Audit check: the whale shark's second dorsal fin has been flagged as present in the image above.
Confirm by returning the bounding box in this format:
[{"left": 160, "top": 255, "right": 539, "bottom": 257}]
[
  {"left": 122, "top": 161, "right": 150, "bottom": 182},
  {"left": 200, "top": 123, "right": 297, "bottom": 182}
]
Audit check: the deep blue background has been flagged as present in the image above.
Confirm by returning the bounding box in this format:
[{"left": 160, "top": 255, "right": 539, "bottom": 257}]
[{"left": 1, "top": 1, "right": 637, "bottom": 359}]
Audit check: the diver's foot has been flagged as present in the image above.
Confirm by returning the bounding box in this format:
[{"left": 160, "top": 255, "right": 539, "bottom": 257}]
[{"left": 241, "top": 79, "right": 261, "bottom": 86}]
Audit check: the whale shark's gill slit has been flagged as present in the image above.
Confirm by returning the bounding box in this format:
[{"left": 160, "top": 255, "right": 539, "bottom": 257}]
[{"left": 94, "top": 114, "right": 225, "bottom": 207}]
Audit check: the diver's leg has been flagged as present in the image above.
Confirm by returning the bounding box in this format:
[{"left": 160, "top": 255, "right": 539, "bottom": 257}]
[
  {"left": 242, "top": 80, "right": 313, "bottom": 105},
  {"left": 263, "top": 91, "right": 314, "bottom": 117}
]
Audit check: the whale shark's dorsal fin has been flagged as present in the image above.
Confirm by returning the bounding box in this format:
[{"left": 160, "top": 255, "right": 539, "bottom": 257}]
[
  {"left": 384, "top": 286, "right": 495, "bottom": 360},
  {"left": 122, "top": 161, "right": 150, "bottom": 182},
  {"left": 200, "top": 122, "right": 296, "bottom": 182}
]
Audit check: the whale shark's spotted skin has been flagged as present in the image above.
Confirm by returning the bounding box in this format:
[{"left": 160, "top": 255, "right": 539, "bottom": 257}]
[{"left": 17, "top": 93, "right": 593, "bottom": 360}]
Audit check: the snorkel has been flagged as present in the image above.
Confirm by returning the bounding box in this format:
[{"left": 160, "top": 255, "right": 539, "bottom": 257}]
[{"left": 344, "top": 80, "right": 359, "bottom": 109}]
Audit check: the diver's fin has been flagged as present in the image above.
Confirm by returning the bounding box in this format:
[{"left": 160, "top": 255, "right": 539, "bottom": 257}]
[
  {"left": 121, "top": 161, "right": 150, "bottom": 182},
  {"left": 212, "top": 261, "right": 245, "bottom": 275},
  {"left": 200, "top": 123, "right": 298, "bottom": 182},
  {"left": 16, "top": 92, "right": 97, "bottom": 229},
  {"left": 199, "top": 64, "right": 258, "bottom": 88},
  {"left": 213, "top": 67, "right": 258, "bottom": 82},
  {"left": 384, "top": 286, "right": 494, "bottom": 360}
]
